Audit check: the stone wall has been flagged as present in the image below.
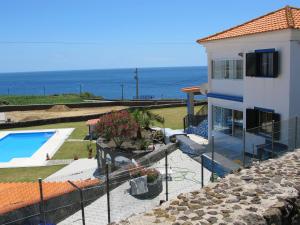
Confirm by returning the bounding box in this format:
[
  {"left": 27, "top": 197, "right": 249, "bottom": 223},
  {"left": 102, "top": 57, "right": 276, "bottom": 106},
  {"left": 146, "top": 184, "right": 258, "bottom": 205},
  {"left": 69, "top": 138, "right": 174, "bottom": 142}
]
[{"left": 116, "top": 150, "right": 300, "bottom": 225}]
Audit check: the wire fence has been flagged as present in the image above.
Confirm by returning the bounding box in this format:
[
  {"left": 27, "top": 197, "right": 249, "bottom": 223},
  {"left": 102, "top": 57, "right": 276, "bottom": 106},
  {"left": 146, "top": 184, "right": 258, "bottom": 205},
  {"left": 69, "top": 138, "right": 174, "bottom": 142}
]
[
  {"left": 0, "top": 146, "right": 212, "bottom": 225},
  {"left": 211, "top": 115, "right": 300, "bottom": 169},
  {"left": 1, "top": 116, "right": 300, "bottom": 225}
]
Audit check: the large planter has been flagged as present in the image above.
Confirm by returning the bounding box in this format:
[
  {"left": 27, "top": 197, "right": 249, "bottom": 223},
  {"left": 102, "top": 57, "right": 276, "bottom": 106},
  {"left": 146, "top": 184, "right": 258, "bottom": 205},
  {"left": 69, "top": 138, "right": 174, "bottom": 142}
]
[{"left": 132, "top": 174, "right": 163, "bottom": 199}]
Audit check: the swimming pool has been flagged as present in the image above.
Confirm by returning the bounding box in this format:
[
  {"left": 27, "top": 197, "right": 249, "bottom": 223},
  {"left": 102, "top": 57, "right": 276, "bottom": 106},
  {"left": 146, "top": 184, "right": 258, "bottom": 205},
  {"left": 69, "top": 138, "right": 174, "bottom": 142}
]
[{"left": 0, "top": 132, "right": 55, "bottom": 162}]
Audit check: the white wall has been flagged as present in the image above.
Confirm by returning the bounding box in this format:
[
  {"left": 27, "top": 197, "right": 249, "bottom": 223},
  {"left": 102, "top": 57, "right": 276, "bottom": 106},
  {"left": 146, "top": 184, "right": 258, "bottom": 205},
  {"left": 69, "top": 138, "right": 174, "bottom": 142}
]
[
  {"left": 289, "top": 30, "right": 300, "bottom": 118},
  {"left": 203, "top": 30, "right": 293, "bottom": 140}
]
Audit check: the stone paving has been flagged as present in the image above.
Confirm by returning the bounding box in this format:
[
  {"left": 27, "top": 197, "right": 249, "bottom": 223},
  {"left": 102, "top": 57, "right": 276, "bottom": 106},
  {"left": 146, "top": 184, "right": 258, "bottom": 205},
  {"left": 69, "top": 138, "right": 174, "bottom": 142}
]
[
  {"left": 116, "top": 149, "right": 300, "bottom": 225},
  {"left": 58, "top": 149, "right": 211, "bottom": 225},
  {"left": 45, "top": 159, "right": 99, "bottom": 181}
]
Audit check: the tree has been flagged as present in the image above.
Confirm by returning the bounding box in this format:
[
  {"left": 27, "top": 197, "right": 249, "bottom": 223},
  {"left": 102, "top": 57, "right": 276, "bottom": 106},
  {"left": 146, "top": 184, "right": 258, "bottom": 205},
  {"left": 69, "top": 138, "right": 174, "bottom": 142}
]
[
  {"left": 129, "top": 108, "right": 165, "bottom": 139},
  {"left": 95, "top": 111, "right": 138, "bottom": 148}
]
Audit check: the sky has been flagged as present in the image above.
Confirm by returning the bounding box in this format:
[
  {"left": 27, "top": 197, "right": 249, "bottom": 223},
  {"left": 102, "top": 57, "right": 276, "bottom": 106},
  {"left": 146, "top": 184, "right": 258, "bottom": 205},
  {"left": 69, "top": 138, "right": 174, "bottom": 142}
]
[{"left": 0, "top": 0, "right": 299, "bottom": 72}]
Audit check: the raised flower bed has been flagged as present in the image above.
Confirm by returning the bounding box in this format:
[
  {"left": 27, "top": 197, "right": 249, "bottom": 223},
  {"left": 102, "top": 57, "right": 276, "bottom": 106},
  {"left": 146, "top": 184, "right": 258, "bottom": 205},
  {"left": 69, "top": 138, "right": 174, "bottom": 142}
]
[{"left": 129, "top": 167, "right": 163, "bottom": 199}]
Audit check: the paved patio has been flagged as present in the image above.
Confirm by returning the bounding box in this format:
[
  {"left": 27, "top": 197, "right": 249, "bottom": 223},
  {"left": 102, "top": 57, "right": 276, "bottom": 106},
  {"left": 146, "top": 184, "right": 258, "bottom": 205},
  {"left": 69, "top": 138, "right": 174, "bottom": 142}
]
[{"left": 58, "top": 149, "right": 211, "bottom": 225}]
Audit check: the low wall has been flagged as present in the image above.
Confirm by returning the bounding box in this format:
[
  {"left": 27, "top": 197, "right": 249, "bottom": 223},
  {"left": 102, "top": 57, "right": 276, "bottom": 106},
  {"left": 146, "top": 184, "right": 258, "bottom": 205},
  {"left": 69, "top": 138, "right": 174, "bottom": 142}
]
[
  {"left": 116, "top": 149, "right": 300, "bottom": 225},
  {"left": 0, "top": 102, "right": 206, "bottom": 129},
  {"left": 0, "top": 100, "right": 188, "bottom": 112}
]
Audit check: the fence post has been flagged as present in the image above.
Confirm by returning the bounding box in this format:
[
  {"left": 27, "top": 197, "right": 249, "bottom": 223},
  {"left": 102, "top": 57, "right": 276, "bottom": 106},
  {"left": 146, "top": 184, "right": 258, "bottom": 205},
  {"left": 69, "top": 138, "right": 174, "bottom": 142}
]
[
  {"left": 201, "top": 154, "right": 204, "bottom": 188},
  {"left": 106, "top": 163, "right": 111, "bottom": 224},
  {"left": 68, "top": 181, "right": 85, "bottom": 225},
  {"left": 252, "top": 143, "right": 255, "bottom": 163},
  {"left": 271, "top": 120, "right": 275, "bottom": 158},
  {"left": 165, "top": 149, "right": 169, "bottom": 201},
  {"left": 38, "top": 178, "right": 46, "bottom": 225},
  {"left": 211, "top": 135, "right": 215, "bottom": 183},
  {"left": 295, "top": 116, "right": 298, "bottom": 150},
  {"left": 242, "top": 128, "right": 246, "bottom": 167}
]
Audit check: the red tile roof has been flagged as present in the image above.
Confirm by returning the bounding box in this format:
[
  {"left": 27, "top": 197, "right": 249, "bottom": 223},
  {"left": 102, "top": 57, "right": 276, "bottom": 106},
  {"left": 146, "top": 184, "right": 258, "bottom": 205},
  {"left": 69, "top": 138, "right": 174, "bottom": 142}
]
[
  {"left": 197, "top": 6, "right": 300, "bottom": 43},
  {"left": 181, "top": 86, "right": 201, "bottom": 93},
  {"left": 86, "top": 118, "right": 100, "bottom": 126},
  {"left": 0, "top": 179, "right": 100, "bottom": 215}
]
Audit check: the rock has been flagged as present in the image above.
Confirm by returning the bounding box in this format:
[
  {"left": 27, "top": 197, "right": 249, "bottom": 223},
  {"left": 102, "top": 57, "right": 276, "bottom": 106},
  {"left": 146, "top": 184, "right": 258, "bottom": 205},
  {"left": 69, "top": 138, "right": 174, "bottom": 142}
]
[
  {"left": 225, "top": 197, "right": 239, "bottom": 203},
  {"left": 177, "top": 206, "right": 188, "bottom": 211},
  {"left": 246, "top": 207, "right": 258, "bottom": 212},
  {"left": 242, "top": 190, "right": 257, "bottom": 197},
  {"left": 188, "top": 203, "right": 202, "bottom": 210},
  {"left": 232, "top": 204, "right": 242, "bottom": 210},
  {"left": 171, "top": 200, "right": 180, "bottom": 205},
  {"left": 207, "top": 217, "right": 218, "bottom": 224},
  {"left": 207, "top": 211, "right": 218, "bottom": 215},
  {"left": 178, "top": 215, "right": 189, "bottom": 221},
  {"left": 182, "top": 222, "right": 193, "bottom": 225},
  {"left": 153, "top": 218, "right": 161, "bottom": 223},
  {"left": 241, "top": 175, "right": 254, "bottom": 181},
  {"left": 241, "top": 213, "right": 266, "bottom": 225},
  {"left": 263, "top": 208, "right": 282, "bottom": 225},
  {"left": 194, "top": 209, "right": 205, "bottom": 217}
]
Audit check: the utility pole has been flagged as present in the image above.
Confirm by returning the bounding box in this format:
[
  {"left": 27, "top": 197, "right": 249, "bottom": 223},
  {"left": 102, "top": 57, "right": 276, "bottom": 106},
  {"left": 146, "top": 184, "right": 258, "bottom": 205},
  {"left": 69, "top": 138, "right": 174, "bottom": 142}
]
[
  {"left": 134, "top": 68, "right": 139, "bottom": 100},
  {"left": 79, "top": 84, "right": 82, "bottom": 96},
  {"left": 121, "top": 84, "right": 124, "bottom": 101}
]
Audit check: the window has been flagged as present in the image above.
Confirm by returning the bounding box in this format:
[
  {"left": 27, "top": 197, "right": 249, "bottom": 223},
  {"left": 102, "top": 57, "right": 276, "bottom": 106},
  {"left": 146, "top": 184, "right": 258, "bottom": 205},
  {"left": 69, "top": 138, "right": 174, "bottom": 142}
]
[
  {"left": 246, "top": 108, "right": 281, "bottom": 139},
  {"left": 212, "top": 60, "right": 243, "bottom": 79},
  {"left": 212, "top": 106, "right": 243, "bottom": 138},
  {"left": 246, "top": 51, "right": 279, "bottom": 77}
]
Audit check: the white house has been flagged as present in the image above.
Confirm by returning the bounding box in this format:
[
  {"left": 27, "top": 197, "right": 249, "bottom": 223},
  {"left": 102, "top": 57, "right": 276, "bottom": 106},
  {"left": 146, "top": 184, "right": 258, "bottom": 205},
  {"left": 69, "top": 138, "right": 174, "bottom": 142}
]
[{"left": 197, "top": 6, "right": 300, "bottom": 156}]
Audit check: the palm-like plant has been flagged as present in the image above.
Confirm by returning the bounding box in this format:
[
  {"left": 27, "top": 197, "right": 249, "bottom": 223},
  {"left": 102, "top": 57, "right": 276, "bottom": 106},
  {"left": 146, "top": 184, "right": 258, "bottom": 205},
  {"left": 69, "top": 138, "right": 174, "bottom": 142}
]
[{"left": 129, "top": 108, "right": 165, "bottom": 139}]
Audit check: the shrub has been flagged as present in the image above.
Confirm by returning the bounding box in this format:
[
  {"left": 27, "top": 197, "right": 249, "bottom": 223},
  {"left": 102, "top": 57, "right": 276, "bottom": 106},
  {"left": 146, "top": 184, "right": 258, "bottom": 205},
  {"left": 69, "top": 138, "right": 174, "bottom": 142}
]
[
  {"left": 95, "top": 111, "right": 138, "bottom": 148},
  {"left": 129, "top": 166, "right": 159, "bottom": 183}
]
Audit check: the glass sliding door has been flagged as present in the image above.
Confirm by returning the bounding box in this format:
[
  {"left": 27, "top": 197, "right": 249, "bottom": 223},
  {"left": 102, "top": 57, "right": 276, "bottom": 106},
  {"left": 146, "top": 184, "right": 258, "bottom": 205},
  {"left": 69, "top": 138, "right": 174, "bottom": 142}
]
[{"left": 212, "top": 105, "right": 243, "bottom": 138}]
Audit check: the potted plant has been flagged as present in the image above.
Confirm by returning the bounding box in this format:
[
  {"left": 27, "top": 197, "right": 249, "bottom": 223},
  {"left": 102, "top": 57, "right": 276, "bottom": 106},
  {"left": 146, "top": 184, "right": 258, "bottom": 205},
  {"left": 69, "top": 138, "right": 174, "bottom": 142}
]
[
  {"left": 130, "top": 166, "right": 162, "bottom": 199},
  {"left": 73, "top": 154, "right": 79, "bottom": 160}
]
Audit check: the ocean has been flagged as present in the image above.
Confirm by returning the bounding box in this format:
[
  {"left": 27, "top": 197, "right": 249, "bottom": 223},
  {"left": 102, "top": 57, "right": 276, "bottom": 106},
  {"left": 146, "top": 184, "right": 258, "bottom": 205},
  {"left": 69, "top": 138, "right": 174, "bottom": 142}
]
[{"left": 0, "top": 66, "right": 208, "bottom": 100}]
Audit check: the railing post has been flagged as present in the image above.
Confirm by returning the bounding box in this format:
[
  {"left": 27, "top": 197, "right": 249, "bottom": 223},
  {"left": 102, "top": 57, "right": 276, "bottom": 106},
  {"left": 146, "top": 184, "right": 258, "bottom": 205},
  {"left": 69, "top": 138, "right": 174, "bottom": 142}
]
[
  {"left": 201, "top": 154, "right": 204, "bottom": 188},
  {"left": 106, "top": 163, "right": 111, "bottom": 224},
  {"left": 252, "top": 143, "right": 255, "bottom": 163},
  {"left": 295, "top": 116, "right": 298, "bottom": 150},
  {"left": 38, "top": 178, "right": 46, "bottom": 225},
  {"left": 211, "top": 135, "right": 215, "bottom": 182},
  {"left": 68, "top": 181, "right": 85, "bottom": 225},
  {"left": 242, "top": 128, "right": 246, "bottom": 167},
  {"left": 271, "top": 120, "right": 275, "bottom": 158},
  {"left": 165, "top": 149, "right": 169, "bottom": 201}
]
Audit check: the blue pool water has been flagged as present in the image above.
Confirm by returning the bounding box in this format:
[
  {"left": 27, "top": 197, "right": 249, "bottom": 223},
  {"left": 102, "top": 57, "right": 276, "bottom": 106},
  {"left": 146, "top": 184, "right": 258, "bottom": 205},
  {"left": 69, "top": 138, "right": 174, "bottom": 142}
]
[{"left": 0, "top": 132, "right": 55, "bottom": 162}]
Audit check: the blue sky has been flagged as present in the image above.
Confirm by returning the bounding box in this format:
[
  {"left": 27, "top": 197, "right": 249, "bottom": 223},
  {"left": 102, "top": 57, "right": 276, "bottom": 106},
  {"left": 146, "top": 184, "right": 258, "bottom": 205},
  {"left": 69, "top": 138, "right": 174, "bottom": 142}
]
[{"left": 0, "top": 0, "right": 299, "bottom": 72}]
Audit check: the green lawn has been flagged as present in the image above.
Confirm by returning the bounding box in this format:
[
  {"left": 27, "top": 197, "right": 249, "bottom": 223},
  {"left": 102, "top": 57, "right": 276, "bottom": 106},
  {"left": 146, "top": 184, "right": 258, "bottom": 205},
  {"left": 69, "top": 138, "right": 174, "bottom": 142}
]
[
  {"left": 0, "top": 93, "right": 102, "bottom": 105},
  {"left": 0, "top": 165, "right": 66, "bottom": 182},
  {"left": 52, "top": 141, "right": 96, "bottom": 160},
  {"left": 150, "top": 105, "right": 202, "bottom": 129}
]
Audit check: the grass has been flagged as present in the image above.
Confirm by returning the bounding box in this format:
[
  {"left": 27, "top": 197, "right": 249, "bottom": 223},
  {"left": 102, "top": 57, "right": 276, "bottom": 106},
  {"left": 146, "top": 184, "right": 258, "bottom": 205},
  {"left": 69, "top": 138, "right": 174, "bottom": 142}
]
[
  {"left": 0, "top": 93, "right": 101, "bottom": 105},
  {"left": 52, "top": 141, "right": 96, "bottom": 160},
  {"left": 150, "top": 105, "right": 203, "bottom": 129},
  {"left": 0, "top": 165, "right": 66, "bottom": 182}
]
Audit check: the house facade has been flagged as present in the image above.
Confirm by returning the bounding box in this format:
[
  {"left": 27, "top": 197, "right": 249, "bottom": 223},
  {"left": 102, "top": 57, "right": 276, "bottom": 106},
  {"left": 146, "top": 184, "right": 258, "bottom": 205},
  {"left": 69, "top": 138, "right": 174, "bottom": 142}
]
[{"left": 198, "top": 6, "right": 300, "bottom": 154}]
